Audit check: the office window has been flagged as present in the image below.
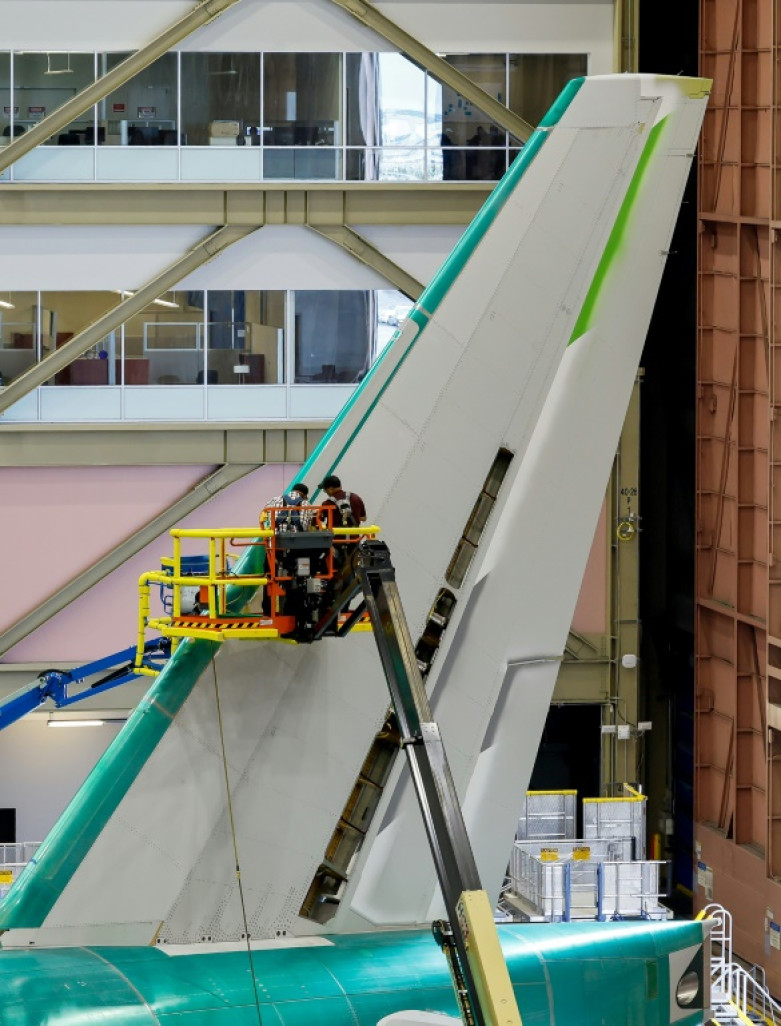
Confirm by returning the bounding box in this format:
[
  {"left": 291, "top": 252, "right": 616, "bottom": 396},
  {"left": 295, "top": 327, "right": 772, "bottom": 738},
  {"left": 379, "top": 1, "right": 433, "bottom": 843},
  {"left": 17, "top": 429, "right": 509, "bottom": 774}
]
[
  {"left": 264, "top": 53, "right": 341, "bottom": 179},
  {"left": 345, "top": 53, "right": 380, "bottom": 181},
  {"left": 293, "top": 291, "right": 376, "bottom": 384},
  {"left": 181, "top": 53, "right": 260, "bottom": 147},
  {"left": 0, "top": 53, "right": 12, "bottom": 144},
  {"left": 0, "top": 292, "right": 43, "bottom": 386},
  {"left": 346, "top": 52, "right": 429, "bottom": 182},
  {"left": 123, "top": 290, "right": 204, "bottom": 385},
  {"left": 13, "top": 52, "right": 95, "bottom": 145},
  {"left": 41, "top": 291, "right": 120, "bottom": 385},
  {"left": 205, "top": 290, "right": 284, "bottom": 385},
  {"left": 508, "top": 54, "right": 587, "bottom": 130},
  {"left": 100, "top": 52, "right": 178, "bottom": 146},
  {"left": 377, "top": 289, "right": 413, "bottom": 355},
  {"left": 438, "top": 55, "right": 506, "bottom": 181},
  {"left": 377, "top": 53, "right": 426, "bottom": 182},
  {"left": 264, "top": 53, "right": 341, "bottom": 146}
]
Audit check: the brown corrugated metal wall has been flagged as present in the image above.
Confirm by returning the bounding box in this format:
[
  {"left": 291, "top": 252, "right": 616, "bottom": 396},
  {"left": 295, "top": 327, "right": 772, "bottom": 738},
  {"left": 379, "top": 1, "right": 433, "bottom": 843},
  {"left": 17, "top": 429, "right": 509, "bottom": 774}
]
[{"left": 696, "top": 0, "right": 781, "bottom": 981}]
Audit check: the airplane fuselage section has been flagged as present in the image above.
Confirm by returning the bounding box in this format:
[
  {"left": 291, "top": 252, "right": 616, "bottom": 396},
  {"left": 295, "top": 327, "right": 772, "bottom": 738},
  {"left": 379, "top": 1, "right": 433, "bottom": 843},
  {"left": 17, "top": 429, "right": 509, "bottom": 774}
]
[{"left": 0, "top": 920, "right": 708, "bottom": 1026}]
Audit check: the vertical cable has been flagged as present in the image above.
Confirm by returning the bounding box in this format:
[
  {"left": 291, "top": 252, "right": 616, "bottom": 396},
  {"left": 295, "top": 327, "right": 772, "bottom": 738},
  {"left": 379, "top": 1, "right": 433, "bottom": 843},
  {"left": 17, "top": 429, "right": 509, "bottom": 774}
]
[{"left": 210, "top": 654, "right": 264, "bottom": 1026}]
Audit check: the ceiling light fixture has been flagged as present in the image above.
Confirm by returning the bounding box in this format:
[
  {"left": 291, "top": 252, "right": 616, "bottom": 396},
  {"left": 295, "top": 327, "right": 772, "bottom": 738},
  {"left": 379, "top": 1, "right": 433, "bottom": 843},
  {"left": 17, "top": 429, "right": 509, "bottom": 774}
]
[
  {"left": 47, "top": 719, "right": 106, "bottom": 728},
  {"left": 113, "top": 290, "right": 179, "bottom": 310},
  {"left": 0, "top": 299, "right": 15, "bottom": 310},
  {"left": 208, "top": 58, "right": 239, "bottom": 77}
]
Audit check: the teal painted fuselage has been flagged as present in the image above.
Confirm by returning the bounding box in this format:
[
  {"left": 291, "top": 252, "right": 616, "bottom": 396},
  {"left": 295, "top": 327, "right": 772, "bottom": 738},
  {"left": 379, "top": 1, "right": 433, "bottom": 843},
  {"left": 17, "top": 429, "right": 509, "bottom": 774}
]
[{"left": 0, "top": 920, "right": 708, "bottom": 1026}]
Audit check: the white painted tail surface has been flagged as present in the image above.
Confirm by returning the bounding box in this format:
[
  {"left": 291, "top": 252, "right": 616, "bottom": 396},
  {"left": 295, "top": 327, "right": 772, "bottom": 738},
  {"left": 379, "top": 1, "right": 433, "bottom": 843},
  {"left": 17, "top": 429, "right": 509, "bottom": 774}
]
[
  {"left": 334, "top": 74, "right": 710, "bottom": 930},
  {"left": 1, "top": 74, "right": 709, "bottom": 947}
]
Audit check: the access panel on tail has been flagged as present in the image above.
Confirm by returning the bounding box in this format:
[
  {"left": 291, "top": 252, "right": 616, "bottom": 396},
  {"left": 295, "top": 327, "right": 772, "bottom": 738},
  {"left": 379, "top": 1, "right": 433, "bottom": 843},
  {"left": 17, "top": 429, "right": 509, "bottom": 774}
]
[{"left": 0, "top": 74, "right": 710, "bottom": 949}]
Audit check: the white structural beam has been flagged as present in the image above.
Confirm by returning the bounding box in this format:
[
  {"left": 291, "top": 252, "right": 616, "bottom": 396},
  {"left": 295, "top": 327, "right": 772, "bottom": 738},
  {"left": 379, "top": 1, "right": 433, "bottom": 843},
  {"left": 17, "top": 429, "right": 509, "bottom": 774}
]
[
  {"left": 309, "top": 224, "right": 424, "bottom": 299},
  {"left": 329, "top": 0, "right": 534, "bottom": 142}
]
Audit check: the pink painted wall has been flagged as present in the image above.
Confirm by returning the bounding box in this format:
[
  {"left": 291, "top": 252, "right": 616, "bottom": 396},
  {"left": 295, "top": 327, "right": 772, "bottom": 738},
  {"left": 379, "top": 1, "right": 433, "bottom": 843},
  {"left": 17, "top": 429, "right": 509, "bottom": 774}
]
[
  {"left": 571, "top": 500, "right": 608, "bottom": 636},
  {"left": 3, "top": 466, "right": 610, "bottom": 662},
  {"left": 1, "top": 465, "right": 215, "bottom": 630},
  {"left": 3, "top": 464, "right": 299, "bottom": 663}
]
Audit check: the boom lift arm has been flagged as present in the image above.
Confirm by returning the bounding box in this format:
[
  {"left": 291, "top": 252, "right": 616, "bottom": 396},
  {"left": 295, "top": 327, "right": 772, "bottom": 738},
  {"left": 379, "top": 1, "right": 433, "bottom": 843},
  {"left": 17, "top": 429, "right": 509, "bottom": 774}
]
[
  {"left": 0, "top": 639, "right": 171, "bottom": 731},
  {"left": 322, "top": 539, "right": 522, "bottom": 1026}
]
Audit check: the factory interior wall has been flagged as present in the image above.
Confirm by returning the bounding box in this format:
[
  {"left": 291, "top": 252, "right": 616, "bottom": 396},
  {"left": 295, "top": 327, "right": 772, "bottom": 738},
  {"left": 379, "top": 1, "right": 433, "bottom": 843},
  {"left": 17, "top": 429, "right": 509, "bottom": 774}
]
[
  {"left": 0, "top": 1, "right": 615, "bottom": 75},
  {"left": 0, "top": 463, "right": 301, "bottom": 665},
  {"left": 0, "top": 226, "right": 395, "bottom": 293},
  {"left": 0, "top": 719, "right": 124, "bottom": 843}
]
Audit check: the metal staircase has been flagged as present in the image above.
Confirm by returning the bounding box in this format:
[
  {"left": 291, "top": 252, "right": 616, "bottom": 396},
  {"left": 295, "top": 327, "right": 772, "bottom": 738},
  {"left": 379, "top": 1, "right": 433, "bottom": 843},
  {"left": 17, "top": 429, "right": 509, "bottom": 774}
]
[{"left": 704, "top": 903, "right": 780, "bottom": 1025}]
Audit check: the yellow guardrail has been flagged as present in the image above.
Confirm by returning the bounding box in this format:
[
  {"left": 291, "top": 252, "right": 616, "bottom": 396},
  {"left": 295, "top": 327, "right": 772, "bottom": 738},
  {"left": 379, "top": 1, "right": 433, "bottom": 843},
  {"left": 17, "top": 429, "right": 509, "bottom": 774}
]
[
  {"left": 582, "top": 796, "right": 646, "bottom": 804},
  {"left": 526, "top": 789, "right": 578, "bottom": 796},
  {"left": 136, "top": 523, "right": 382, "bottom": 673}
]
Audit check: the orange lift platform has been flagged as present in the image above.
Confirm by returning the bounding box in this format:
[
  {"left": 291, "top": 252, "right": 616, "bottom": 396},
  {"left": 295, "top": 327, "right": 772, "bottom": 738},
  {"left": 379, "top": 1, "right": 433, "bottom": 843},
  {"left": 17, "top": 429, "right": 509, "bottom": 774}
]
[{"left": 135, "top": 505, "right": 380, "bottom": 674}]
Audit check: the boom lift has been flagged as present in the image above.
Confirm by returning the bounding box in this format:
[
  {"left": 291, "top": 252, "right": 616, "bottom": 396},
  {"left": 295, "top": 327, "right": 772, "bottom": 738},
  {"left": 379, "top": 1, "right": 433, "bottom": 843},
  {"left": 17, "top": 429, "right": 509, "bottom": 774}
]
[
  {"left": 136, "top": 510, "right": 523, "bottom": 1026},
  {"left": 0, "top": 639, "right": 170, "bottom": 731}
]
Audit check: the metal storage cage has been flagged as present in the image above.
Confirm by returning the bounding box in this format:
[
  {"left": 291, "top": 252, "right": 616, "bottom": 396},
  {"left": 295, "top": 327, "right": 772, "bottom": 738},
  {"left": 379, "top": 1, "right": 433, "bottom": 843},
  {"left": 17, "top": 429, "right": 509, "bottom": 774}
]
[
  {"left": 506, "top": 840, "right": 667, "bottom": 922},
  {"left": 517, "top": 790, "right": 577, "bottom": 841},
  {"left": 582, "top": 794, "right": 646, "bottom": 859}
]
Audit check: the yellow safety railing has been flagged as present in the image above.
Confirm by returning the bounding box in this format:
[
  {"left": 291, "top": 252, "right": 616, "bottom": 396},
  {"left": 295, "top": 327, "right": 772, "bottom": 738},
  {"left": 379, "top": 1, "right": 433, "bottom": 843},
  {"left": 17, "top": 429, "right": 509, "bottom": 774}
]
[
  {"left": 136, "top": 528, "right": 274, "bottom": 673},
  {"left": 136, "top": 523, "right": 382, "bottom": 674},
  {"left": 526, "top": 789, "right": 578, "bottom": 796}
]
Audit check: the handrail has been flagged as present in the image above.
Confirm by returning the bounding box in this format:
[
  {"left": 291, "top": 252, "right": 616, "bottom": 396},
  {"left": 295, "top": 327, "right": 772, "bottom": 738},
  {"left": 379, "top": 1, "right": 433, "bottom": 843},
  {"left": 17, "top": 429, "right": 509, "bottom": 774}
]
[
  {"left": 136, "top": 516, "right": 382, "bottom": 665},
  {"left": 700, "top": 903, "right": 781, "bottom": 1026},
  {"left": 725, "top": 963, "right": 781, "bottom": 1025}
]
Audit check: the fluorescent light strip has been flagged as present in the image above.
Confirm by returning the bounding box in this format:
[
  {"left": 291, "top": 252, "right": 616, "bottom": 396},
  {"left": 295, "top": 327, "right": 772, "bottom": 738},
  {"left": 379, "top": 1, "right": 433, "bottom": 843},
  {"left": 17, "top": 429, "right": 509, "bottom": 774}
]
[
  {"left": 113, "top": 290, "right": 178, "bottom": 309},
  {"left": 48, "top": 719, "right": 105, "bottom": 728},
  {"left": 0, "top": 300, "right": 15, "bottom": 310}
]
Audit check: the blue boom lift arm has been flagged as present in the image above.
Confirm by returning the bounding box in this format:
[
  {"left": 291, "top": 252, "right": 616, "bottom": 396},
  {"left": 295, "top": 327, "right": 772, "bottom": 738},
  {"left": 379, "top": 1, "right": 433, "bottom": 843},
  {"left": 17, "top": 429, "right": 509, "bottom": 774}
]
[{"left": 0, "top": 638, "right": 171, "bottom": 731}]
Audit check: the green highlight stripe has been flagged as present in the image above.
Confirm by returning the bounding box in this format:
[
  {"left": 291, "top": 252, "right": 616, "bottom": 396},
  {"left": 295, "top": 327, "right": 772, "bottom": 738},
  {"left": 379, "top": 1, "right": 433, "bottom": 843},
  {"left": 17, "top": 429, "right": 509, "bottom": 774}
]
[
  {"left": 568, "top": 115, "right": 668, "bottom": 345},
  {"left": 0, "top": 77, "right": 588, "bottom": 930}
]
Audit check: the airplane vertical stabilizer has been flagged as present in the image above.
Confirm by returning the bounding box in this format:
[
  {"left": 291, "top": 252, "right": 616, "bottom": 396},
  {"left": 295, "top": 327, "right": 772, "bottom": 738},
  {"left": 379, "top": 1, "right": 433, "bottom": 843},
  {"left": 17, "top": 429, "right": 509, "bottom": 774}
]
[
  {"left": 334, "top": 74, "right": 710, "bottom": 930},
  {"left": 0, "top": 74, "right": 709, "bottom": 947}
]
